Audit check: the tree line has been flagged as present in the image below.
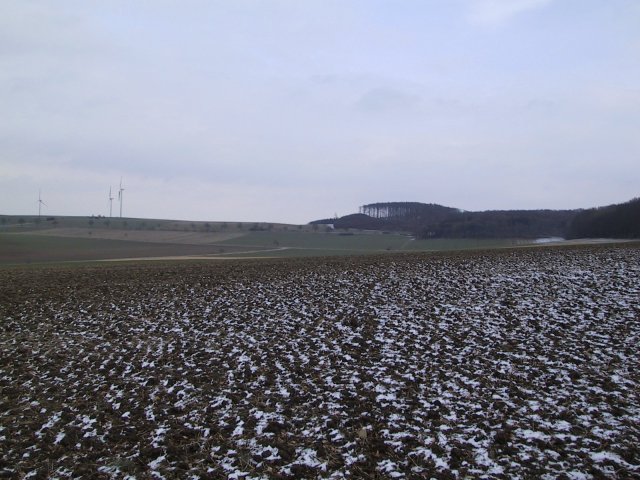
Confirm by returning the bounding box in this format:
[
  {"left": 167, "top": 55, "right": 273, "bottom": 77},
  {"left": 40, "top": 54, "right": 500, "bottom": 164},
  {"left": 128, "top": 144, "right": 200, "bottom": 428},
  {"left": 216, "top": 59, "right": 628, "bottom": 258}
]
[
  {"left": 566, "top": 198, "right": 640, "bottom": 239},
  {"left": 311, "top": 198, "right": 639, "bottom": 239}
]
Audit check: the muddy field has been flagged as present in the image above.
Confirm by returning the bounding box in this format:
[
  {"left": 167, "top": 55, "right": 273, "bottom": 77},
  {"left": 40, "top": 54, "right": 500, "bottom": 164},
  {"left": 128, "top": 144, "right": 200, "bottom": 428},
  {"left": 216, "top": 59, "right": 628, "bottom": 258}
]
[{"left": 1, "top": 245, "right": 639, "bottom": 479}]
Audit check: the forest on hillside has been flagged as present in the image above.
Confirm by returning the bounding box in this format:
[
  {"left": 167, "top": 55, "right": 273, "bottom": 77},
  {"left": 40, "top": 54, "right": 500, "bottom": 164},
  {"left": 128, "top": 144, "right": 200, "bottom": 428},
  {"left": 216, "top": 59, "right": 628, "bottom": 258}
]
[
  {"left": 312, "top": 199, "right": 639, "bottom": 239},
  {"left": 566, "top": 198, "right": 640, "bottom": 239}
]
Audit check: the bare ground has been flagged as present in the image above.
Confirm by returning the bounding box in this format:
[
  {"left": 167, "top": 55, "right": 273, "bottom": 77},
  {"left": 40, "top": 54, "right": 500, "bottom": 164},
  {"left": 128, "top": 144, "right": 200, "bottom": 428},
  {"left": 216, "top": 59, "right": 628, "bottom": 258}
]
[{"left": 1, "top": 245, "right": 639, "bottom": 479}]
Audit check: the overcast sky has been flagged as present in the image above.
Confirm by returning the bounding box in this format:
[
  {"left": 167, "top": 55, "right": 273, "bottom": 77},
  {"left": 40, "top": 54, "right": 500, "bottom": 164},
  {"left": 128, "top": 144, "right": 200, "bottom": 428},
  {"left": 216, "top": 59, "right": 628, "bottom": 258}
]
[{"left": 1, "top": 0, "right": 639, "bottom": 223}]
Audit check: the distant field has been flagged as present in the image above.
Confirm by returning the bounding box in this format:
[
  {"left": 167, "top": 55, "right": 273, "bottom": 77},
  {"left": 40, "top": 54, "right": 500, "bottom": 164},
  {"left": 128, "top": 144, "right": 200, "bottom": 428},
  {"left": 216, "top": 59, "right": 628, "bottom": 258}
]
[
  {"left": 6, "top": 214, "right": 614, "bottom": 265},
  {"left": 0, "top": 230, "right": 521, "bottom": 265},
  {"left": 30, "top": 228, "right": 245, "bottom": 245},
  {"left": 0, "top": 233, "right": 266, "bottom": 265},
  {"left": 217, "top": 232, "right": 520, "bottom": 258}
]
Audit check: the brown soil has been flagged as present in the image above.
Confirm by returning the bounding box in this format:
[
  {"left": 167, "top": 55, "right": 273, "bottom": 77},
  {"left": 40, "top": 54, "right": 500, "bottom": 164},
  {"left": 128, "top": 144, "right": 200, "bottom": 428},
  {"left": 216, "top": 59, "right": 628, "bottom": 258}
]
[{"left": 1, "top": 245, "right": 639, "bottom": 478}]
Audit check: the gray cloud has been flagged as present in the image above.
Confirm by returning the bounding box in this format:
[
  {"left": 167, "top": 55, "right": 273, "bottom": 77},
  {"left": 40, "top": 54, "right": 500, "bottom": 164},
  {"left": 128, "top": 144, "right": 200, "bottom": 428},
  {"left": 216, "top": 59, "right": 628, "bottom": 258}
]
[
  {"left": 467, "top": 0, "right": 555, "bottom": 26},
  {"left": 354, "top": 87, "right": 422, "bottom": 114}
]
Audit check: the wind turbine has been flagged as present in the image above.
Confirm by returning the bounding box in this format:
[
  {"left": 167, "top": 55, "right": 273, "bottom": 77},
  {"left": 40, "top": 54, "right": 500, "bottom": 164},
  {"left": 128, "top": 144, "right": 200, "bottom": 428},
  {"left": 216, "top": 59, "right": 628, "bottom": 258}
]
[
  {"left": 38, "top": 189, "right": 46, "bottom": 218},
  {"left": 118, "top": 178, "right": 124, "bottom": 218},
  {"left": 109, "top": 186, "right": 114, "bottom": 218}
]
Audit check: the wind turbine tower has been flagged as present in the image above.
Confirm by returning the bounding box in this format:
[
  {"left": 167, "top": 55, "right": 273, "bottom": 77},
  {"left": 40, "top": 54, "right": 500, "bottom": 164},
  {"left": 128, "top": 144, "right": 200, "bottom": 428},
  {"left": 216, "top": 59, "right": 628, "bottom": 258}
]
[
  {"left": 109, "top": 187, "right": 114, "bottom": 218},
  {"left": 118, "top": 178, "right": 125, "bottom": 218},
  {"left": 38, "top": 189, "right": 46, "bottom": 218}
]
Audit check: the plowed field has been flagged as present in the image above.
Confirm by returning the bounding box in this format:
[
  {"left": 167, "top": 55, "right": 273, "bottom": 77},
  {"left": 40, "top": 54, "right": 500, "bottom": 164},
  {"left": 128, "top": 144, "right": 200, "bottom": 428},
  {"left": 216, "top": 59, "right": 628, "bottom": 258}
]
[{"left": 1, "top": 245, "right": 639, "bottom": 479}]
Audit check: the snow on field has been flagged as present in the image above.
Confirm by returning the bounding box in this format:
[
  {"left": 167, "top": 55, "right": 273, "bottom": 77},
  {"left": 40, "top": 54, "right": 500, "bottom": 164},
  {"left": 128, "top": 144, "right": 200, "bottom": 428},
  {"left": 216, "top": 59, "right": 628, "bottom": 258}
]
[{"left": 1, "top": 245, "right": 639, "bottom": 478}]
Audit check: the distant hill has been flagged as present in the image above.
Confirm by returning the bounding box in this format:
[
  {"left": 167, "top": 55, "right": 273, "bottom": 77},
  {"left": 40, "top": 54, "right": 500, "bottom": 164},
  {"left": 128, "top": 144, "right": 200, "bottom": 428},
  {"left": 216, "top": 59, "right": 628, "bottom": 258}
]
[
  {"left": 312, "top": 198, "right": 639, "bottom": 239},
  {"left": 0, "top": 215, "right": 305, "bottom": 235},
  {"left": 566, "top": 198, "right": 640, "bottom": 239},
  {"left": 311, "top": 202, "right": 459, "bottom": 231}
]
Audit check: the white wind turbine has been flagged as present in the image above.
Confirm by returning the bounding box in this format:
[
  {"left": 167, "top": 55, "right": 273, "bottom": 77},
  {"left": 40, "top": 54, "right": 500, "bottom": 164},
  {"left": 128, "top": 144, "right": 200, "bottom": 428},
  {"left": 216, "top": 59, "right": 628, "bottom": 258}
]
[
  {"left": 118, "top": 178, "right": 124, "bottom": 218},
  {"left": 109, "top": 186, "right": 114, "bottom": 218}
]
